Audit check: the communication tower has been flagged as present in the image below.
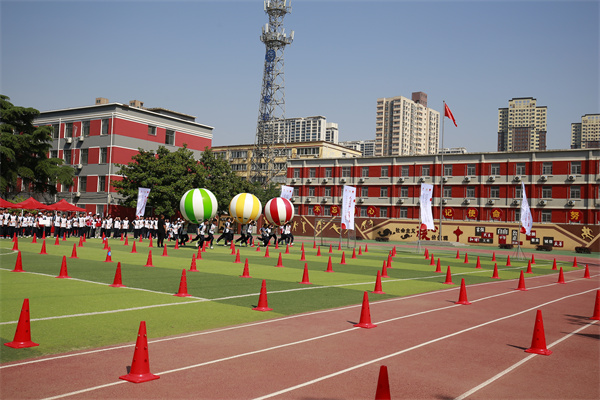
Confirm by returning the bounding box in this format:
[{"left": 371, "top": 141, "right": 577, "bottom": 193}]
[{"left": 251, "top": 0, "right": 294, "bottom": 185}]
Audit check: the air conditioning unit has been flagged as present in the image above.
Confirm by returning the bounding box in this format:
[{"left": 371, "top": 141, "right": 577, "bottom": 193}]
[
  {"left": 398, "top": 177, "right": 405, "bottom": 183},
  {"left": 567, "top": 200, "right": 575, "bottom": 206},
  {"left": 464, "top": 176, "right": 471, "bottom": 182},
  {"left": 487, "top": 199, "right": 495, "bottom": 205},
  {"left": 76, "top": 164, "right": 83, "bottom": 169},
  {"left": 322, "top": 178, "right": 329, "bottom": 183},
  {"left": 539, "top": 200, "right": 547, "bottom": 206},
  {"left": 358, "top": 178, "right": 365, "bottom": 183},
  {"left": 418, "top": 177, "right": 425, "bottom": 182},
  {"left": 306, "top": 197, "right": 313, "bottom": 203},
  {"left": 514, "top": 176, "right": 521, "bottom": 182},
  {"left": 322, "top": 197, "right": 330, "bottom": 203},
  {"left": 290, "top": 178, "right": 296, "bottom": 184},
  {"left": 540, "top": 175, "right": 547, "bottom": 182},
  {"left": 442, "top": 176, "right": 448, "bottom": 183},
  {"left": 306, "top": 178, "right": 312, "bottom": 184},
  {"left": 340, "top": 178, "right": 347, "bottom": 183},
  {"left": 567, "top": 175, "right": 575, "bottom": 181},
  {"left": 78, "top": 136, "right": 84, "bottom": 142},
  {"left": 442, "top": 198, "right": 448, "bottom": 205},
  {"left": 512, "top": 199, "right": 519, "bottom": 206},
  {"left": 75, "top": 191, "right": 81, "bottom": 197},
  {"left": 488, "top": 176, "right": 495, "bottom": 182},
  {"left": 463, "top": 198, "right": 471, "bottom": 205},
  {"left": 357, "top": 197, "right": 364, "bottom": 203},
  {"left": 397, "top": 198, "right": 404, "bottom": 204},
  {"left": 291, "top": 197, "right": 298, "bottom": 202},
  {"left": 65, "top": 137, "right": 73, "bottom": 144}
]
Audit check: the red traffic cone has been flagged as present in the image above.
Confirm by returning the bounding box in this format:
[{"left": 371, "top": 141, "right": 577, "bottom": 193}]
[
  {"left": 313, "top": 240, "right": 316, "bottom": 249},
  {"left": 124, "top": 236, "right": 129, "bottom": 246},
  {"left": 144, "top": 251, "right": 154, "bottom": 267},
  {"left": 526, "top": 260, "right": 533, "bottom": 274},
  {"left": 275, "top": 252, "right": 284, "bottom": 268},
  {"left": 202, "top": 241, "right": 207, "bottom": 252},
  {"left": 590, "top": 290, "right": 600, "bottom": 320},
  {"left": 78, "top": 236, "right": 84, "bottom": 247},
  {"left": 189, "top": 254, "right": 198, "bottom": 272},
  {"left": 234, "top": 249, "right": 241, "bottom": 263},
  {"left": 492, "top": 252, "right": 496, "bottom": 261},
  {"left": 358, "top": 246, "right": 363, "bottom": 256},
  {"left": 285, "top": 244, "right": 290, "bottom": 254},
  {"left": 110, "top": 262, "right": 126, "bottom": 288},
  {"left": 39, "top": 239, "right": 47, "bottom": 255},
  {"left": 365, "top": 244, "right": 369, "bottom": 253},
  {"left": 299, "top": 263, "right": 312, "bottom": 284},
  {"left": 354, "top": 291, "right": 377, "bottom": 328},
  {"left": 372, "top": 270, "right": 385, "bottom": 294},
  {"left": 62, "top": 232, "right": 67, "bottom": 241},
  {"left": 4, "top": 299, "right": 39, "bottom": 349},
  {"left": 525, "top": 310, "right": 552, "bottom": 355},
  {"left": 435, "top": 258, "right": 442, "bottom": 273},
  {"left": 56, "top": 255, "right": 70, "bottom": 278},
  {"left": 387, "top": 255, "right": 392, "bottom": 269},
  {"left": 443, "top": 266, "right": 454, "bottom": 285},
  {"left": 119, "top": 321, "right": 160, "bottom": 383},
  {"left": 381, "top": 260, "right": 389, "bottom": 278},
  {"left": 552, "top": 258, "right": 557, "bottom": 270},
  {"left": 240, "top": 258, "right": 251, "bottom": 278},
  {"left": 392, "top": 246, "right": 396, "bottom": 257},
  {"left": 464, "top": 253, "right": 469, "bottom": 264},
  {"left": 475, "top": 256, "right": 481, "bottom": 269},
  {"left": 103, "top": 239, "right": 109, "bottom": 250},
  {"left": 300, "top": 247, "right": 306, "bottom": 261},
  {"left": 340, "top": 251, "right": 347, "bottom": 265},
  {"left": 328, "top": 244, "right": 333, "bottom": 254},
  {"left": 430, "top": 254, "right": 435, "bottom": 266},
  {"left": 70, "top": 243, "right": 78, "bottom": 259},
  {"left": 139, "top": 235, "right": 143, "bottom": 243},
  {"left": 12, "top": 251, "right": 24, "bottom": 272},
  {"left": 424, "top": 248, "right": 429, "bottom": 259},
  {"left": 325, "top": 256, "right": 334, "bottom": 273},
  {"left": 531, "top": 254, "right": 536, "bottom": 264},
  {"left": 256, "top": 245, "right": 261, "bottom": 252},
  {"left": 584, "top": 264, "right": 590, "bottom": 279},
  {"left": 275, "top": 241, "right": 279, "bottom": 250},
  {"left": 42, "top": 230, "right": 46, "bottom": 239},
  {"left": 351, "top": 248, "right": 357, "bottom": 259},
  {"left": 54, "top": 236, "right": 60, "bottom": 246},
  {"left": 338, "top": 242, "right": 342, "bottom": 251},
  {"left": 557, "top": 267, "right": 566, "bottom": 284},
  {"left": 32, "top": 233, "right": 37, "bottom": 244},
  {"left": 253, "top": 279, "right": 273, "bottom": 311},
  {"left": 516, "top": 270, "right": 527, "bottom": 291},
  {"left": 316, "top": 246, "right": 322, "bottom": 256},
  {"left": 374, "top": 365, "right": 391, "bottom": 400},
  {"left": 196, "top": 247, "right": 202, "bottom": 259},
  {"left": 11, "top": 236, "right": 19, "bottom": 251},
  {"left": 131, "top": 241, "right": 137, "bottom": 253},
  {"left": 456, "top": 278, "right": 471, "bottom": 305},
  {"left": 104, "top": 247, "right": 113, "bottom": 262},
  {"left": 264, "top": 245, "right": 270, "bottom": 258},
  {"left": 161, "top": 245, "right": 168, "bottom": 257},
  {"left": 455, "top": 250, "right": 460, "bottom": 259},
  {"left": 174, "top": 269, "right": 192, "bottom": 297},
  {"left": 491, "top": 263, "right": 500, "bottom": 279},
  {"left": 149, "top": 236, "right": 153, "bottom": 247},
  {"left": 102, "top": 232, "right": 106, "bottom": 240},
  {"left": 301, "top": 242, "right": 305, "bottom": 251},
  {"left": 506, "top": 255, "right": 511, "bottom": 266},
  {"left": 120, "top": 233, "right": 124, "bottom": 241},
  {"left": 572, "top": 257, "right": 578, "bottom": 268},
  {"left": 231, "top": 242, "right": 236, "bottom": 255}
]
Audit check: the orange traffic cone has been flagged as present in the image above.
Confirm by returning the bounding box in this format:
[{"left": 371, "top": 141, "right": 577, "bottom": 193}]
[
  {"left": 526, "top": 260, "right": 533, "bottom": 274},
  {"left": 572, "top": 257, "right": 578, "bottom": 268},
  {"left": 253, "top": 279, "right": 273, "bottom": 311},
  {"left": 516, "top": 270, "right": 527, "bottom": 291},
  {"left": 104, "top": 247, "right": 113, "bottom": 262},
  {"left": 590, "top": 290, "right": 600, "bottom": 320},
  {"left": 524, "top": 310, "right": 552, "bottom": 355},
  {"left": 443, "top": 266, "right": 454, "bottom": 284},
  {"left": 358, "top": 246, "right": 363, "bottom": 256},
  {"left": 110, "top": 262, "right": 126, "bottom": 288},
  {"left": 299, "top": 263, "right": 311, "bottom": 284},
  {"left": 264, "top": 246, "right": 270, "bottom": 258},
  {"left": 316, "top": 246, "right": 322, "bottom": 257},
  {"left": 32, "top": 233, "right": 37, "bottom": 244},
  {"left": 234, "top": 249, "right": 241, "bottom": 264},
  {"left": 325, "top": 256, "right": 334, "bottom": 273},
  {"left": 492, "top": 252, "right": 496, "bottom": 261},
  {"left": 340, "top": 251, "right": 347, "bottom": 265},
  {"left": 240, "top": 258, "right": 251, "bottom": 278},
  {"left": 435, "top": 258, "right": 442, "bottom": 273},
  {"left": 161, "top": 245, "right": 168, "bottom": 257},
  {"left": 174, "top": 269, "right": 192, "bottom": 297},
  {"left": 424, "top": 248, "right": 429, "bottom": 259},
  {"left": 70, "top": 243, "right": 78, "bottom": 259},
  {"left": 583, "top": 264, "right": 590, "bottom": 279},
  {"left": 189, "top": 254, "right": 198, "bottom": 272},
  {"left": 455, "top": 250, "right": 460, "bottom": 259},
  {"left": 491, "top": 263, "right": 499, "bottom": 279},
  {"left": 275, "top": 252, "right": 284, "bottom": 267},
  {"left": 552, "top": 258, "right": 557, "bottom": 270},
  {"left": 12, "top": 251, "right": 24, "bottom": 272},
  {"left": 131, "top": 241, "right": 137, "bottom": 253},
  {"left": 464, "top": 253, "right": 469, "bottom": 264},
  {"left": 351, "top": 248, "right": 357, "bottom": 259},
  {"left": 4, "top": 299, "right": 39, "bottom": 348},
  {"left": 56, "top": 255, "right": 70, "bottom": 278},
  {"left": 354, "top": 291, "right": 377, "bottom": 328},
  {"left": 475, "top": 256, "right": 481, "bottom": 269},
  {"left": 300, "top": 247, "right": 306, "bottom": 261},
  {"left": 381, "top": 260, "right": 389, "bottom": 278},
  {"left": 372, "top": 270, "right": 385, "bottom": 294},
  {"left": 374, "top": 365, "right": 391, "bottom": 400},
  {"left": 144, "top": 251, "right": 154, "bottom": 267},
  {"left": 557, "top": 267, "right": 566, "bottom": 284},
  {"left": 39, "top": 239, "right": 47, "bottom": 255},
  {"left": 119, "top": 321, "right": 160, "bottom": 383},
  {"left": 456, "top": 278, "right": 471, "bottom": 305},
  {"left": 506, "top": 255, "right": 511, "bottom": 266}
]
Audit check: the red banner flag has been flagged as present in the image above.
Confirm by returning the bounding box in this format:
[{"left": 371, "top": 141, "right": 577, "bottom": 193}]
[{"left": 444, "top": 103, "right": 457, "bottom": 127}]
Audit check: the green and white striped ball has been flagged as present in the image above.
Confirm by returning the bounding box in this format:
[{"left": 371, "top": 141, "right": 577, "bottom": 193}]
[
  {"left": 180, "top": 188, "right": 218, "bottom": 224},
  {"left": 229, "top": 193, "right": 262, "bottom": 224}
]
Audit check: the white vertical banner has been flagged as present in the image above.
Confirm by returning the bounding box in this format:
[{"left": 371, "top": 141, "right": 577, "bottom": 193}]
[
  {"left": 136, "top": 187, "right": 151, "bottom": 217},
  {"left": 280, "top": 185, "right": 294, "bottom": 200},
  {"left": 420, "top": 183, "right": 435, "bottom": 230},
  {"left": 520, "top": 181, "right": 533, "bottom": 235},
  {"left": 341, "top": 185, "right": 356, "bottom": 230}
]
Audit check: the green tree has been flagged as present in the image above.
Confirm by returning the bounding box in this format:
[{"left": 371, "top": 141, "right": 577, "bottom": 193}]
[{"left": 0, "top": 95, "right": 74, "bottom": 197}]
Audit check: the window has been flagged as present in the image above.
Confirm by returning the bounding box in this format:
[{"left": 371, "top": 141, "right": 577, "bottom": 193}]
[
  {"left": 342, "top": 167, "right": 351, "bottom": 177},
  {"left": 98, "top": 176, "right": 106, "bottom": 192},
  {"left": 294, "top": 205, "right": 299, "bottom": 216},
  {"left": 50, "top": 150, "right": 58, "bottom": 159},
  {"left": 466, "top": 164, "right": 476, "bottom": 176},
  {"left": 82, "top": 121, "right": 90, "bottom": 137},
  {"left": 399, "top": 207, "right": 408, "bottom": 218},
  {"left": 380, "top": 187, "right": 388, "bottom": 197},
  {"left": 293, "top": 169, "right": 300, "bottom": 178},
  {"left": 101, "top": 119, "right": 109, "bottom": 135},
  {"left": 165, "top": 129, "right": 175, "bottom": 145},
  {"left": 571, "top": 162, "right": 581, "bottom": 175},
  {"left": 65, "top": 123, "right": 73, "bottom": 138},
  {"left": 231, "top": 150, "right": 248, "bottom": 158},
  {"left": 542, "top": 186, "right": 552, "bottom": 198},
  {"left": 381, "top": 166, "right": 389, "bottom": 177},
  {"left": 444, "top": 164, "right": 453, "bottom": 176},
  {"left": 323, "top": 206, "right": 331, "bottom": 216},
  {"left": 361, "top": 187, "right": 368, "bottom": 197},
  {"left": 420, "top": 165, "right": 429, "bottom": 177},
  {"left": 541, "top": 210, "right": 552, "bottom": 223},
  {"left": 64, "top": 150, "right": 72, "bottom": 165},
  {"left": 293, "top": 187, "right": 299, "bottom": 196},
  {"left": 490, "top": 186, "right": 500, "bottom": 198},
  {"left": 515, "top": 209, "right": 521, "bottom": 222},
  {"left": 542, "top": 162, "right": 553, "bottom": 175},
  {"left": 490, "top": 163, "right": 500, "bottom": 175},
  {"left": 325, "top": 167, "right": 332, "bottom": 178},
  {"left": 360, "top": 207, "right": 368, "bottom": 217},
  {"left": 148, "top": 125, "right": 157, "bottom": 136},
  {"left": 362, "top": 167, "right": 369, "bottom": 177},
  {"left": 309, "top": 168, "right": 316, "bottom": 178},
  {"left": 570, "top": 186, "right": 580, "bottom": 199},
  {"left": 81, "top": 149, "right": 88, "bottom": 164},
  {"left": 443, "top": 186, "right": 452, "bottom": 198},
  {"left": 79, "top": 177, "right": 87, "bottom": 193},
  {"left": 516, "top": 163, "right": 526, "bottom": 175},
  {"left": 100, "top": 148, "right": 108, "bottom": 163},
  {"left": 401, "top": 166, "right": 409, "bottom": 177},
  {"left": 296, "top": 147, "right": 319, "bottom": 156},
  {"left": 308, "top": 187, "right": 315, "bottom": 196},
  {"left": 52, "top": 124, "right": 59, "bottom": 139},
  {"left": 231, "top": 164, "right": 247, "bottom": 171},
  {"left": 380, "top": 208, "right": 387, "bottom": 218},
  {"left": 307, "top": 206, "right": 314, "bottom": 216},
  {"left": 400, "top": 186, "right": 408, "bottom": 197},
  {"left": 515, "top": 186, "right": 522, "bottom": 199},
  {"left": 324, "top": 187, "right": 331, "bottom": 197},
  {"left": 466, "top": 186, "right": 475, "bottom": 198}
]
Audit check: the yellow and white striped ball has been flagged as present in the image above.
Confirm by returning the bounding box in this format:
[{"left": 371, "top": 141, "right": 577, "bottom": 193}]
[{"left": 229, "top": 193, "right": 262, "bottom": 224}]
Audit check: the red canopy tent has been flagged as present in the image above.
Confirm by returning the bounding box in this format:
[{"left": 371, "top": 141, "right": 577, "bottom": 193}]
[
  {"left": 0, "top": 198, "right": 19, "bottom": 209},
  {"left": 12, "top": 197, "right": 52, "bottom": 210},
  {"left": 48, "top": 199, "right": 86, "bottom": 212}
]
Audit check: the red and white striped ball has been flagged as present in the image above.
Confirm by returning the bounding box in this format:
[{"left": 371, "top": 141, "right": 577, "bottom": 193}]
[{"left": 264, "top": 197, "right": 294, "bottom": 226}]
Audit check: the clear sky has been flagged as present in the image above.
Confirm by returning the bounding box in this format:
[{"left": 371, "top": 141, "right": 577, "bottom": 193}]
[{"left": 1, "top": 0, "right": 598, "bottom": 151}]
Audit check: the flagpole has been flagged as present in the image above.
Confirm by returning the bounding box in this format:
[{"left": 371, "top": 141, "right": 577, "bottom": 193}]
[{"left": 438, "top": 101, "right": 446, "bottom": 241}]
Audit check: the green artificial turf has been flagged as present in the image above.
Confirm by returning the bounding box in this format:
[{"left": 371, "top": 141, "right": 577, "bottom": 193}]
[{"left": 0, "top": 236, "right": 566, "bottom": 363}]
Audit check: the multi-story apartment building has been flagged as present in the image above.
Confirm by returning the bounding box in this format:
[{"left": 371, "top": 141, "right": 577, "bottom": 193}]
[
  {"left": 374, "top": 92, "right": 440, "bottom": 156},
  {"left": 571, "top": 114, "right": 600, "bottom": 149},
  {"left": 498, "top": 97, "right": 547, "bottom": 152},
  {"left": 32, "top": 98, "right": 213, "bottom": 215},
  {"left": 270, "top": 116, "right": 339, "bottom": 144},
  {"left": 339, "top": 140, "right": 376, "bottom": 157},
  {"left": 212, "top": 141, "right": 361, "bottom": 181},
  {"left": 285, "top": 149, "right": 599, "bottom": 251}
]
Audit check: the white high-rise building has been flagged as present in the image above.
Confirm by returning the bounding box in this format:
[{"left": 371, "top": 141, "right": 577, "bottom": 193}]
[
  {"left": 497, "top": 97, "right": 547, "bottom": 152},
  {"left": 374, "top": 92, "right": 440, "bottom": 156},
  {"left": 571, "top": 114, "right": 600, "bottom": 149},
  {"left": 271, "top": 116, "right": 339, "bottom": 144},
  {"left": 339, "top": 140, "right": 376, "bottom": 157}
]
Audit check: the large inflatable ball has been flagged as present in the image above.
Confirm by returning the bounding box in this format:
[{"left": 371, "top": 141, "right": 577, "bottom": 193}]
[
  {"left": 264, "top": 197, "right": 294, "bottom": 226},
  {"left": 180, "top": 188, "right": 218, "bottom": 223},
  {"left": 229, "top": 193, "right": 262, "bottom": 224}
]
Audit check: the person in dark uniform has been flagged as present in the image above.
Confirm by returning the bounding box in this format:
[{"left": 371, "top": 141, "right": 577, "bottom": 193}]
[{"left": 157, "top": 214, "right": 166, "bottom": 248}]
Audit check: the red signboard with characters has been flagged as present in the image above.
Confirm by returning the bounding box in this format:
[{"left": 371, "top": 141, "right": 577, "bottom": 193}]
[
  {"left": 468, "top": 237, "right": 480, "bottom": 243},
  {"left": 312, "top": 205, "right": 322, "bottom": 216},
  {"left": 330, "top": 204, "right": 340, "bottom": 216},
  {"left": 491, "top": 208, "right": 503, "bottom": 220},
  {"left": 366, "top": 206, "right": 377, "bottom": 217},
  {"left": 553, "top": 241, "right": 564, "bottom": 248},
  {"left": 466, "top": 208, "right": 479, "bottom": 220},
  {"left": 568, "top": 210, "right": 583, "bottom": 223},
  {"left": 443, "top": 207, "right": 454, "bottom": 218}
]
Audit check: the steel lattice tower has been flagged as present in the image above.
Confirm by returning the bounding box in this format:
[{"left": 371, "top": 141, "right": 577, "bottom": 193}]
[{"left": 251, "top": 0, "right": 294, "bottom": 185}]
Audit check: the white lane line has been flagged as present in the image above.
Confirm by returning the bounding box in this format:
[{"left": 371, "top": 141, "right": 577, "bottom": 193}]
[
  {"left": 251, "top": 287, "right": 599, "bottom": 400},
  {"left": 36, "top": 288, "right": 599, "bottom": 400},
  {"left": 453, "top": 320, "right": 599, "bottom": 400}
]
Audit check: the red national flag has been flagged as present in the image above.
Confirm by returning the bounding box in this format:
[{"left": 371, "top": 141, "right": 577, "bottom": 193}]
[{"left": 444, "top": 103, "right": 457, "bottom": 127}]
